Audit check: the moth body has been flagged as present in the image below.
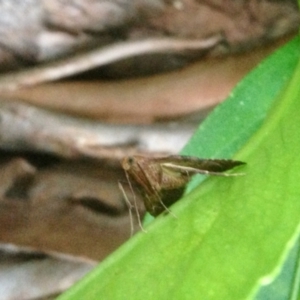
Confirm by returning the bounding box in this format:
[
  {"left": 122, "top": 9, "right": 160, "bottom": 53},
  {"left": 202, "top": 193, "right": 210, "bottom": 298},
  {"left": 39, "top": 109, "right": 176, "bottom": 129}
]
[{"left": 122, "top": 155, "right": 245, "bottom": 217}]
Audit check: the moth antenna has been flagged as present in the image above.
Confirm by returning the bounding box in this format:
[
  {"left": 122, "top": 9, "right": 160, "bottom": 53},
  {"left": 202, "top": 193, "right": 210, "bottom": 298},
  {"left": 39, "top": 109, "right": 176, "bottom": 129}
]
[
  {"left": 162, "top": 163, "right": 245, "bottom": 176},
  {"left": 118, "top": 181, "right": 134, "bottom": 236},
  {"left": 124, "top": 171, "right": 147, "bottom": 233}
]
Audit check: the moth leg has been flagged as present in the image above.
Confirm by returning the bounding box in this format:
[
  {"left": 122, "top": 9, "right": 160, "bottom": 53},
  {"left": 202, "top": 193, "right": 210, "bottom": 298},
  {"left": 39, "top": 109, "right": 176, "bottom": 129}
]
[
  {"left": 118, "top": 182, "right": 135, "bottom": 236},
  {"left": 124, "top": 172, "right": 147, "bottom": 233},
  {"left": 157, "top": 195, "right": 178, "bottom": 218}
]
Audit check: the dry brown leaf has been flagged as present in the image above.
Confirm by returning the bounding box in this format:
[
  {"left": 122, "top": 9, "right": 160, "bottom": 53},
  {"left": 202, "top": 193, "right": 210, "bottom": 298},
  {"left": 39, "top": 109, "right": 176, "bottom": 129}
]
[
  {"left": 0, "top": 155, "right": 145, "bottom": 260},
  {"left": 0, "top": 100, "right": 194, "bottom": 159},
  {"left": 2, "top": 35, "right": 292, "bottom": 123},
  {"left": 0, "top": 243, "right": 96, "bottom": 300}
]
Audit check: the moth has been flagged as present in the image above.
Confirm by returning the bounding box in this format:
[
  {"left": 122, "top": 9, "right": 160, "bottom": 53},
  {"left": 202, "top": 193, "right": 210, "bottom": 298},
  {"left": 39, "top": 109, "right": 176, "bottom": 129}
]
[{"left": 120, "top": 155, "right": 245, "bottom": 232}]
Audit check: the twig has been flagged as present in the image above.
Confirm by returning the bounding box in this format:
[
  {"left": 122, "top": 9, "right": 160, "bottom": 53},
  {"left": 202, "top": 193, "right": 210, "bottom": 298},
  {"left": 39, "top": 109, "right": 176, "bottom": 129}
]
[
  {"left": 0, "top": 35, "right": 222, "bottom": 91},
  {"left": 0, "top": 100, "right": 194, "bottom": 160}
]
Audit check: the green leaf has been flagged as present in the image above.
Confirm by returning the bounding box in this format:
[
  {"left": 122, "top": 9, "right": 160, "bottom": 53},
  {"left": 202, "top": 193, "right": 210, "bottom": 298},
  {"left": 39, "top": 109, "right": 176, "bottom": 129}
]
[
  {"left": 255, "top": 237, "right": 300, "bottom": 300},
  {"left": 57, "top": 36, "right": 300, "bottom": 300}
]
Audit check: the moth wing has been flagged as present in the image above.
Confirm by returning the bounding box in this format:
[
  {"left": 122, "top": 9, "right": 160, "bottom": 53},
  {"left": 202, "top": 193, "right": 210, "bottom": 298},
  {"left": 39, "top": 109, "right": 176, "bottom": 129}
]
[{"left": 128, "top": 166, "right": 157, "bottom": 196}]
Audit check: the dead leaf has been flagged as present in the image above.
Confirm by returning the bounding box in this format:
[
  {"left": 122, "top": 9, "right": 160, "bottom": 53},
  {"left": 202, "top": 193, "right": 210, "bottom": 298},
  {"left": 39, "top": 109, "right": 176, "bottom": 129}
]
[{"left": 0, "top": 243, "right": 96, "bottom": 300}]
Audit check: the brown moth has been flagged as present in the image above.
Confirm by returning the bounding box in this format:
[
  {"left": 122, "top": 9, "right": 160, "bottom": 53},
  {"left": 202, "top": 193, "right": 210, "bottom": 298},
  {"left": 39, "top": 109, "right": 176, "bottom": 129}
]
[{"left": 121, "top": 155, "right": 246, "bottom": 222}]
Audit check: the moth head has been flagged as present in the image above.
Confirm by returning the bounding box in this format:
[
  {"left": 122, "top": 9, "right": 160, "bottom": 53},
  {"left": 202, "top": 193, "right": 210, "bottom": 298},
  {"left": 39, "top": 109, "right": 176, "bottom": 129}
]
[{"left": 122, "top": 156, "right": 135, "bottom": 171}]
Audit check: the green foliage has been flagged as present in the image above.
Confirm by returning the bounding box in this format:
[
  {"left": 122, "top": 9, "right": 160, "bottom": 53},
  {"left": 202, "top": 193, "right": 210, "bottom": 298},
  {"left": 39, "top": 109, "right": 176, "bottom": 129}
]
[{"left": 58, "top": 37, "right": 300, "bottom": 300}]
